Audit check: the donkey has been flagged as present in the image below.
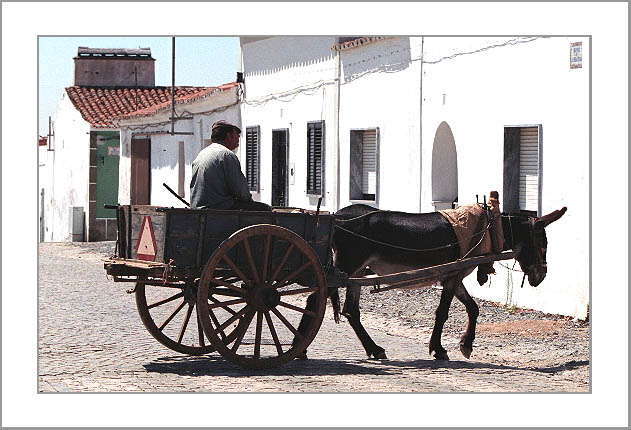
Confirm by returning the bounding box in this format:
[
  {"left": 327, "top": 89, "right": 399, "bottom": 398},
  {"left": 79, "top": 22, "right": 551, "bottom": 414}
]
[{"left": 295, "top": 203, "right": 567, "bottom": 361}]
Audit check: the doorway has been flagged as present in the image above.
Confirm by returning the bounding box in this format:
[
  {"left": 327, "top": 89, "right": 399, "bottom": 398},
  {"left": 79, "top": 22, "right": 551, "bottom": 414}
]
[
  {"left": 431, "top": 121, "right": 458, "bottom": 210},
  {"left": 271, "top": 129, "right": 289, "bottom": 207},
  {"left": 131, "top": 138, "right": 151, "bottom": 205}
]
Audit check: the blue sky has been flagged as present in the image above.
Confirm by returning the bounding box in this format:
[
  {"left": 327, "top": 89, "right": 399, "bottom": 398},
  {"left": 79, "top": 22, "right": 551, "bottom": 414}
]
[{"left": 38, "top": 36, "right": 240, "bottom": 136}]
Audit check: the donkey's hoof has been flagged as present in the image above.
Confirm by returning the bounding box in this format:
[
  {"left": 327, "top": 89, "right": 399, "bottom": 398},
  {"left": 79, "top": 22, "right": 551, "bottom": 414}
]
[
  {"left": 372, "top": 350, "right": 388, "bottom": 360},
  {"left": 433, "top": 351, "right": 450, "bottom": 361},
  {"left": 459, "top": 343, "right": 473, "bottom": 359}
]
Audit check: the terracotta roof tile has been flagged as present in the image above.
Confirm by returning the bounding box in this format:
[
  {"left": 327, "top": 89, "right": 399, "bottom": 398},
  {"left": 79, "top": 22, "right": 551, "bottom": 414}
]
[
  {"left": 117, "top": 82, "right": 239, "bottom": 121},
  {"left": 65, "top": 85, "right": 219, "bottom": 128}
]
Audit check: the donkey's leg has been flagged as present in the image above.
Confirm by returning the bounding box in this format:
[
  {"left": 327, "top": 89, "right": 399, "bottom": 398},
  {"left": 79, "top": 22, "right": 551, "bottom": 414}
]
[
  {"left": 453, "top": 281, "right": 479, "bottom": 359},
  {"left": 429, "top": 280, "right": 456, "bottom": 360},
  {"left": 343, "top": 285, "right": 387, "bottom": 359},
  {"left": 293, "top": 289, "right": 334, "bottom": 360}
]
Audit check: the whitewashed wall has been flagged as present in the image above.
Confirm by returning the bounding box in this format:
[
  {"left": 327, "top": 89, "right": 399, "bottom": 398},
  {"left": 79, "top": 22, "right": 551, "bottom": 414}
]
[
  {"left": 419, "top": 37, "right": 590, "bottom": 318},
  {"left": 338, "top": 37, "right": 422, "bottom": 212},
  {"left": 118, "top": 88, "right": 241, "bottom": 207},
  {"left": 39, "top": 93, "right": 91, "bottom": 241},
  {"left": 240, "top": 37, "right": 339, "bottom": 212}
]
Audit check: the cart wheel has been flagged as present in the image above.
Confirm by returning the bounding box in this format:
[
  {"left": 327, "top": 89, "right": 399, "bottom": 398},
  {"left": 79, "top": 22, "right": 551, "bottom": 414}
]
[
  {"left": 197, "top": 224, "right": 327, "bottom": 369},
  {"left": 136, "top": 281, "right": 219, "bottom": 356}
]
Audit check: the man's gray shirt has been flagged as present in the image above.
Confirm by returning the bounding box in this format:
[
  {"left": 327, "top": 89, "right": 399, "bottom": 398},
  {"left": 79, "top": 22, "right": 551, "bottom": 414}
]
[{"left": 190, "top": 143, "right": 252, "bottom": 209}]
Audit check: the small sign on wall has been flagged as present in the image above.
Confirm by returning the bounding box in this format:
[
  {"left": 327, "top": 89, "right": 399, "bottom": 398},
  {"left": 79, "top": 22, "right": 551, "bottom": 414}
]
[
  {"left": 107, "top": 146, "right": 120, "bottom": 156},
  {"left": 570, "top": 42, "right": 582, "bottom": 69}
]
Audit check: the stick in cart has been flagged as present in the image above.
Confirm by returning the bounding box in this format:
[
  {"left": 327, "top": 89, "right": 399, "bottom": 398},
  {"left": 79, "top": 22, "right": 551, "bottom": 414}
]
[{"left": 163, "top": 183, "right": 190, "bottom": 207}]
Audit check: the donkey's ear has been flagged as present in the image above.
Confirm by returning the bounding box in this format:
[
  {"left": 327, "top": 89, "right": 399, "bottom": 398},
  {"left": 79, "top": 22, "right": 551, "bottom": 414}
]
[{"left": 538, "top": 207, "right": 567, "bottom": 227}]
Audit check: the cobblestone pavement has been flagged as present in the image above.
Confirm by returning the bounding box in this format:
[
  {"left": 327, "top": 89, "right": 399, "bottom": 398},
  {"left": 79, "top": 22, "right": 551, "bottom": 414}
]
[{"left": 38, "top": 242, "right": 589, "bottom": 393}]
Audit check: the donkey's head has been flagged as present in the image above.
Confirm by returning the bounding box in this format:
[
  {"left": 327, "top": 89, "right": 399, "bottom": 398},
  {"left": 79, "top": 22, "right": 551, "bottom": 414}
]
[{"left": 503, "top": 207, "right": 567, "bottom": 287}]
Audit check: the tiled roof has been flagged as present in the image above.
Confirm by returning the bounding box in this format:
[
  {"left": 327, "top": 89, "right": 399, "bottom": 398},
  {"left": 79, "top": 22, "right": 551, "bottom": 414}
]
[
  {"left": 39, "top": 136, "right": 48, "bottom": 146},
  {"left": 119, "top": 82, "right": 239, "bottom": 121},
  {"left": 65, "top": 86, "right": 216, "bottom": 128},
  {"left": 332, "top": 36, "right": 387, "bottom": 51}
]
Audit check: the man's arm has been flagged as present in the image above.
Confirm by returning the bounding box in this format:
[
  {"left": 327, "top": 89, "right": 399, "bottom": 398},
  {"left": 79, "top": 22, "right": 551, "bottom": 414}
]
[{"left": 223, "top": 152, "right": 253, "bottom": 202}]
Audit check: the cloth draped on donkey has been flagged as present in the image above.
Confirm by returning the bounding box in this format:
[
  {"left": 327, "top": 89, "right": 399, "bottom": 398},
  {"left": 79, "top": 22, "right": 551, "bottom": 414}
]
[{"left": 438, "top": 192, "right": 505, "bottom": 283}]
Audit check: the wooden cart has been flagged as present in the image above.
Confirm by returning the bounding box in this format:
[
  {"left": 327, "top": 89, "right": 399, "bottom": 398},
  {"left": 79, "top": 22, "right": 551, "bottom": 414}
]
[{"left": 105, "top": 205, "right": 515, "bottom": 369}]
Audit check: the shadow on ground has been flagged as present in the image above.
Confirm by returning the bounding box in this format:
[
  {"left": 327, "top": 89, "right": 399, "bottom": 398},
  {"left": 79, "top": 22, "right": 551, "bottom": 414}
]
[{"left": 143, "top": 354, "right": 589, "bottom": 377}]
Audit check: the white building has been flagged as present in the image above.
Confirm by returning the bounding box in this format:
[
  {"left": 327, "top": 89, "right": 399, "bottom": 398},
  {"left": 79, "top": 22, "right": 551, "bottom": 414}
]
[
  {"left": 39, "top": 47, "right": 214, "bottom": 242},
  {"left": 115, "top": 83, "right": 240, "bottom": 207},
  {"left": 239, "top": 36, "right": 589, "bottom": 319}
]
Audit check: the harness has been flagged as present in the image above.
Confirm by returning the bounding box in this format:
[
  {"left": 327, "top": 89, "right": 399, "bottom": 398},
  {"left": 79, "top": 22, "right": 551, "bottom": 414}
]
[
  {"left": 499, "top": 215, "right": 546, "bottom": 287},
  {"left": 334, "top": 209, "right": 492, "bottom": 260}
]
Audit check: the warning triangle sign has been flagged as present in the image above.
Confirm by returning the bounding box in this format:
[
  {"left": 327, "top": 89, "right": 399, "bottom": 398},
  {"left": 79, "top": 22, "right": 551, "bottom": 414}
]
[{"left": 136, "top": 216, "right": 157, "bottom": 261}]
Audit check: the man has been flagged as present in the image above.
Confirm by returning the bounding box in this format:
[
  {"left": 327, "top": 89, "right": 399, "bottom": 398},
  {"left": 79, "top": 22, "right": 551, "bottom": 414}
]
[{"left": 190, "top": 120, "right": 271, "bottom": 211}]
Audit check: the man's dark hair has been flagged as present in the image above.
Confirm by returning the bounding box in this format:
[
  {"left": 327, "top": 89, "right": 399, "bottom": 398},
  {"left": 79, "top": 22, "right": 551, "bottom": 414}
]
[{"left": 211, "top": 121, "right": 241, "bottom": 142}]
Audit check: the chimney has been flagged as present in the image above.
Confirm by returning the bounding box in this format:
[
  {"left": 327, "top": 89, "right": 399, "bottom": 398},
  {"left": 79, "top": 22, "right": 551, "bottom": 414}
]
[{"left": 73, "top": 47, "right": 156, "bottom": 87}]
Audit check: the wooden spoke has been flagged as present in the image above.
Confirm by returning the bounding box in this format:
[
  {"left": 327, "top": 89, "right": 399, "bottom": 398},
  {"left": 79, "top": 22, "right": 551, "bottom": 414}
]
[
  {"left": 269, "top": 243, "right": 295, "bottom": 282},
  {"left": 147, "top": 291, "right": 184, "bottom": 310},
  {"left": 278, "top": 287, "right": 319, "bottom": 296},
  {"left": 177, "top": 304, "right": 194, "bottom": 344},
  {"left": 159, "top": 301, "right": 186, "bottom": 331},
  {"left": 208, "top": 307, "right": 227, "bottom": 342},
  {"left": 208, "top": 298, "right": 247, "bottom": 309},
  {"left": 271, "top": 307, "right": 303, "bottom": 340},
  {"left": 262, "top": 232, "right": 272, "bottom": 282},
  {"left": 213, "top": 305, "right": 250, "bottom": 335},
  {"left": 222, "top": 254, "right": 253, "bottom": 287},
  {"left": 272, "top": 261, "right": 312, "bottom": 290},
  {"left": 210, "top": 296, "right": 238, "bottom": 316},
  {"left": 243, "top": 237, "right": 261, "bottom": 285},
  {"left": 208, "top": 287, "right": 244, "bottom": 298},
  {"left": 278, "top": 301, "right": 317, "bottom": 317},
  {"left": 136, "top": 283, "right": 214, "bottom": 356},
  {"left": 254, "top": 311, "right": 263, "bottom": 359},
  {"left": 209, "top": 277, "right": 246, "bottom": 294},
  {"left": 264, "top": 311, "right": 284, "bottom": 355},
  {"left": 230, "top": 309, "right": 256, "bottom": 353},
  {"left": 197, "top": 310, "right": 206, "bottom": 347}
]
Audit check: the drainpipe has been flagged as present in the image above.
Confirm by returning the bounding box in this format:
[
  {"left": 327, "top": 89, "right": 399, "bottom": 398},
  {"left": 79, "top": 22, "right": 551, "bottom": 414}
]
[
  {"left": 419, "top": 37, "right": 425, "bottom": 213},
  {"left": 333, "top": 48, "right": 341, "bottom": 212}
]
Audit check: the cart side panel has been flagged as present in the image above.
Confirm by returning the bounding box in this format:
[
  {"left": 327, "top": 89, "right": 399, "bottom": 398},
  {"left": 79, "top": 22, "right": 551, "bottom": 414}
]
[
  {"left": 129, "top": 206, "right": 167, "bottom": 262},
  {"left": 201, "top": 212, "right": 241, "bottom": 267},
  {"left": 163, "top": 211, "right": 202, "bottom": 267}
]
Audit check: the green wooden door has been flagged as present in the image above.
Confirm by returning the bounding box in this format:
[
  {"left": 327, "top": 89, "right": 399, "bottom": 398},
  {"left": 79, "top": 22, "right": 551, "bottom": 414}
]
[{"left": 96, "top": 132, "right": 120, "bottom": 218}]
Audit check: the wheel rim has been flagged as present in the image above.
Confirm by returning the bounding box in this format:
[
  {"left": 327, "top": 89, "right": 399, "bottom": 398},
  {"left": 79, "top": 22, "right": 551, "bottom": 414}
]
[
  {"left": 135, "top": 281, "right": 216, "bottom": 356},
  {"left": 197, "top": 224, "right": 327, "bottom": 369}
]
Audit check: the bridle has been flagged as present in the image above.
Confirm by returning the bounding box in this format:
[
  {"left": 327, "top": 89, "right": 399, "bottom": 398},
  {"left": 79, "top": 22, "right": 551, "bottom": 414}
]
[{"left": 500, "top": 214, "right": 547, "bottom": 287}]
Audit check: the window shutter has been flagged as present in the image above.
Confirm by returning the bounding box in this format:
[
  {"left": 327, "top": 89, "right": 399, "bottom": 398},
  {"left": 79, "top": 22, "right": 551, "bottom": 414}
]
[
  {"left": 246, "top": 126, "right": 259, "bottom": 192},
  {"left": 503, "top": 127, "right": 520, "bottom": 214},
  {"left": 519, "top": 126, "right": 540, "bottom": 212},
  {"left": 361, "top": 129, "right": 377, "bottom": 196},
  {"left": 307, "top": 121, "right": 325, "bottom": 195},
  {"left": 349, "top": 130, "right": 363, "bottom": 200}
]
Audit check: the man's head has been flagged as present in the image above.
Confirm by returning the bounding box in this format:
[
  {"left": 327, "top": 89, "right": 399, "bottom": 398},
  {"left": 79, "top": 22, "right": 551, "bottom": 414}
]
[{"left": 211, "top": 120, "right": 241, "bottom": 151}]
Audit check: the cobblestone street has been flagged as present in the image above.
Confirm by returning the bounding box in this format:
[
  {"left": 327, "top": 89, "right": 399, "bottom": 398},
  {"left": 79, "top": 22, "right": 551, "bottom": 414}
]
[{"left": 38, "top": 242, "right": 590, "bottom": 393}]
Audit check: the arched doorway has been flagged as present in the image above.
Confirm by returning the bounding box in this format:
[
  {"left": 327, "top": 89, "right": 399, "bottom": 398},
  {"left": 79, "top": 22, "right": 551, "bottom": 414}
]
[{"left": 431, "top": 122, "right": 458, "bottom": 210}]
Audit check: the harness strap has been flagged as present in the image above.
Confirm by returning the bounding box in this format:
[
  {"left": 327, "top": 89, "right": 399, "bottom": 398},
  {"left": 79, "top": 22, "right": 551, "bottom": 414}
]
[{"left": 334, "top": 222, "right": 492, "bottom": 255}]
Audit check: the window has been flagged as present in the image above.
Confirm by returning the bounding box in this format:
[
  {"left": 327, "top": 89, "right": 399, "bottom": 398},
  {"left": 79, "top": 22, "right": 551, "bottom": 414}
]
[
  {"left": 245, "top": 126, "right": 260, "bottom": 192},
  {"left": 349, "top": 128, "right": 379, "bottom": 201},
  {"left": 503, "top": 125, "right": 542, "bottom": 216},
  {"left": 306, "top": 121, "right": 325, "bottom": 195}
]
